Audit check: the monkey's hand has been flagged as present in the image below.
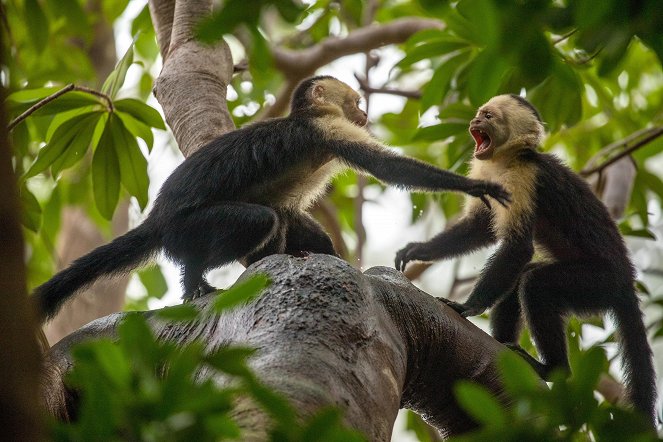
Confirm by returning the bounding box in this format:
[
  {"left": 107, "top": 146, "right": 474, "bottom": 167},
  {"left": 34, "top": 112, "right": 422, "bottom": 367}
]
[
  {"left": 395, "top": 242, "right": 430, "bottom": 272},
  {"left": 440, "top": 299, "right": 486, "bottom": 317},
  {"left": 468, "top": 181, "right": 511, "bottom": 209}
]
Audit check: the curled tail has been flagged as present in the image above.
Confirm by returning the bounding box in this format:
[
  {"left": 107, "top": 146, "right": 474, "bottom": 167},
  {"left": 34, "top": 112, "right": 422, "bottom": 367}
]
[
  {"left": 34, "top": 221, "right": 160, "bottom": 323},
  {"left": 613, "top": 295, "right": 657, "bottom": 424}
]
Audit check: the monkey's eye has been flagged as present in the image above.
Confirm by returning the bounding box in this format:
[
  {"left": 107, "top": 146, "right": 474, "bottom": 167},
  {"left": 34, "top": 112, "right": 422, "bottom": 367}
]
[{"left": 484, "top": 112, "right": 493, "bottom": 119}]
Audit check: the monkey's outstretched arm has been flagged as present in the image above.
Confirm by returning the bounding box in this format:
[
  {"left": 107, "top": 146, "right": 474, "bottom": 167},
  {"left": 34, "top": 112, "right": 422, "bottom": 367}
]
[
  {"left": 450, "top": 235, "right": 534, "bottom": 317},
  {"left": 330, "top": 141, "right": 511, "bottom": 206},
  {"left": 395, "top": 208, "right": 496, "bottom": 271}
]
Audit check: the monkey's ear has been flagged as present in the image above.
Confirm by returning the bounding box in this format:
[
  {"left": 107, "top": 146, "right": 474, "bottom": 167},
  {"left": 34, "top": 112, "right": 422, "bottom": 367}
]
[{"left": 312, "top": 84, "right": 326, "bottom": 104}]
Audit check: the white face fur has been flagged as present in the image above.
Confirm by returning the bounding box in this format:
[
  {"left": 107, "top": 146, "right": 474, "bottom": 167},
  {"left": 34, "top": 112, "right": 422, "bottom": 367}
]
[{"left": 470, "top": 95, "right": 545, "bottom": 160}]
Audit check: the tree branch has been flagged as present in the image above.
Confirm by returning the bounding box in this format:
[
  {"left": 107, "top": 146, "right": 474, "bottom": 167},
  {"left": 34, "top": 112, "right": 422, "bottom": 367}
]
[
  {"left": 8, "top": 85, "right": 113, "bottom": 132},
  {"left": 149, "top": 0, "right": 235, "bottom": 156},
  {"left": 580, "top": 126, "right": 663, "bottom": 177},
  {"left": 262, "top": 18, "right": 443, "bottom": 118}
]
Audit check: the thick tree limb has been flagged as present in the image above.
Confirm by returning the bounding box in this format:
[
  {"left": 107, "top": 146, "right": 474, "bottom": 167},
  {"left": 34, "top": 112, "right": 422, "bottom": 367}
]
[
  {"left": 263, "top": 18, "right": 443, "bottom": 118},
  {"left": 41, "top": 254, "right": 511, "bottom": 439},
  {"left": 149, "top": 0, "right": 235, "bottom": 156}
]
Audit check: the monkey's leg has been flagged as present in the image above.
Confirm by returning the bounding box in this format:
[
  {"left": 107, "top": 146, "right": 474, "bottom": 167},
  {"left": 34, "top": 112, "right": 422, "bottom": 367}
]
[
  {"left": 518, "top": 261, "right": 623, "bottom": 379},
  {"left": 164, "top": 203, "right": 279, "bottom": 300},
  {"left": 490, "top": 291, "right": 522, "bottom": 343},
  {"left": 283, "top": 211, "right": 336, "bottom": 257},
  {"left": 490, "top": 263, "right": 542, "bottom": 343}
]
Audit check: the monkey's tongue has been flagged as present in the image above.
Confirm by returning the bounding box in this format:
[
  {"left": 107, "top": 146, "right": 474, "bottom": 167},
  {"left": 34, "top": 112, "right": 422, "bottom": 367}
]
[{"left": 471, "top": 129, "right": 491, "bottom": 153}]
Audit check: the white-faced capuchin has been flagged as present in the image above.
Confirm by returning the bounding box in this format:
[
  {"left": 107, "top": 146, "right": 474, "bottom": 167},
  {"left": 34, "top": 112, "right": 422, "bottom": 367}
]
[
  {"left": 394, "top": 94, "right": 656, "bottom": 422},
  {"left": 34, "top": 76, "right": 511, "bottom": 323}
]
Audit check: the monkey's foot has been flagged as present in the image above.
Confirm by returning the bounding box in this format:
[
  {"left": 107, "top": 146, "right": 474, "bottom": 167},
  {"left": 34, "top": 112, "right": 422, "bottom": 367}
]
[{"left": 187, "top": 281, "right": 219, "bottom": 301}]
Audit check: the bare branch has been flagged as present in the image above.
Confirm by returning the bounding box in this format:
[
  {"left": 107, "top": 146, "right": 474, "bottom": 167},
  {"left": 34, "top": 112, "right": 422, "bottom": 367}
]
[
  {"left": 355, "top": 74, "right": 422, "bottom": 99},
  {"left": 263, "top": 18, "right": 443, "bottom": 118},
  {"left": 580, "top": 126, "right": 663, "bottom": 176}
]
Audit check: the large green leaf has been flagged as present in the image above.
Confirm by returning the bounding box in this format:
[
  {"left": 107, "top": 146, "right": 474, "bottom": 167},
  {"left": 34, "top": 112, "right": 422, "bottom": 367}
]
[
  {"left": 114, "top": 98, "right": 166, "bottom": 129},
  {"left": 396, "top": 38, "right": 469, "bottom": 69},
  {"left": 467, "top": 48, "right": 510, "bottom": 106},
  {"left": 454, "top": 381, "right": 508, "bottom": 427},
  {"left": 116, "top": 111, "right": 154, "bottom": 150},
  {"left": 92, "top": 123, "right": 121, "bottom": 219},
  {"left": 101, "top": 42, "right": 134, "bottom": 99},
  {"left": 413, "top": 122, "right": 467, "bottom": 142},
  {"left": 20, "top": 184, "right": 42, "bottom": 232},
  {"left": 25, "top": 111, "right": 101, "bottom": 178},
  {"left": 109, "top": 116, "right": 149, "bottom": 210},
  {"left": 421, "top": 50, "right": 468, "bottom": 111},
  {"left": 24, "top": 0, "right": 49, "bottom": 53},
  {"left": 51, "top": 112, "right": 103, "bottom": 176}
]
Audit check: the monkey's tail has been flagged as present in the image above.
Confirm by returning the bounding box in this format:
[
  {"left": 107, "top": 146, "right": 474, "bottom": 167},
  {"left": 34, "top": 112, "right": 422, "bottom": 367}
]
[
  {"left": 34, "top": 221, "right": 160, "bottom": 324},
  {"left": 612, "top": 294, "right": 657, "bottom": 424}
]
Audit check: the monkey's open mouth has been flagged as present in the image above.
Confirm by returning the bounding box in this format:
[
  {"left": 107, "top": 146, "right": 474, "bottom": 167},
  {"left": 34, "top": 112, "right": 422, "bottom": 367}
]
[{"left": 470, "top": 129, "right": 492, "bottom": 158}]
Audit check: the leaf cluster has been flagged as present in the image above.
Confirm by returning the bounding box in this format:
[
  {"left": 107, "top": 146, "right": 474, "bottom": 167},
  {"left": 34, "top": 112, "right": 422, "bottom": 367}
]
[{"left": 450, "top": 348, "right": 658, "bottom": 441}]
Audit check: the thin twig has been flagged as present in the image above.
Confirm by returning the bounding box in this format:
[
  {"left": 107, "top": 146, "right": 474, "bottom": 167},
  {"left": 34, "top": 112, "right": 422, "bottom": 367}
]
[
  {"left": 8, "top": 84, "right": 113, "bottom": 132},
  {"left": 354, "top": 73, "right": 422, "bottom": 99},
  {"left": 580, "top": 127, "right": 663, "bottom": 176}
]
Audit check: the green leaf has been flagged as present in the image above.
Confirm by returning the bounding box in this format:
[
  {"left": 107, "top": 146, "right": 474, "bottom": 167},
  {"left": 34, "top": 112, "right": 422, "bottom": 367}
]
[
  {"left": 116, "top": 110, "right": 154, "bottom": 150},
  {"left": 413, "top": 123, "right": 467, "bottom": 142},
  {"left": 455, "top": 0, "right": 500, "bottom": 46},
  {"left": 454, "top": 381, "right": 508, "bottom": 427},
  {"left": 397, "top": 38, "right": 469, "bottom": 69},
  {"left": 102, "top": 42, "right": 134, "bottom": 99},
  {"left": 20, "top": 185, "right": 42, "bottom": 232},
  {"left": 24, "top": 0, "right": 49, "bottom": 53},
  {"left": 138, "top": 266, "right": 168, "bottom": 299},
  {"left": 155, "top": 304, "right": 200, "bottom": 322},
  {"left": 114, "top": 98, "right": 166, "bottom": 130},
  {"left": 92, "top": 122, "right": 121, "bottom": 219},
  {"left": 109, "top": 116, "right": 149, "bottom": 209},
  {"left": 467, "top": 48, "right": 510, "bottom": 106},
  {"left": 25, "top": 111, "right": 101, "bottom": 178},
  {"left": 421, "top": 51, "right": 468, "bottom": 111},
  {"left": 102, "top": 0, "right": 130, "bottom": 22},
  {"left": 497, "top": 349, "right": 543, "bottom": 396},
  {"left": 51, "top": 112, "right": 103, "bottom": 176},
  {"left": 212, "top": 274, "right": 270, "bottom": 313},
  {"left": 205, "top": 346, "right": 257, "bottom": 376},
  {"left": 50, "top": 0, "right": 88, "bottom": 35}
]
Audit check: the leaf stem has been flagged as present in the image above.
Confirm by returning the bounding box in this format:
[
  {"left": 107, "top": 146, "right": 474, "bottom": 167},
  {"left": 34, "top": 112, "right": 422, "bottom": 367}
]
[{"left": 8, "top": 84, "right": 113, "bottom": 132}]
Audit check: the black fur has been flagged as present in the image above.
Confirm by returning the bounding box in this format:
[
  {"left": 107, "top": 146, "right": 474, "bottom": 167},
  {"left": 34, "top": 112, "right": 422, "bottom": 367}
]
[
  {"left": 396, "top": 147, "right": 656, "bottom": 423},
  {"left": 35, "top": 76, "right": 510, "bottom": 322}
]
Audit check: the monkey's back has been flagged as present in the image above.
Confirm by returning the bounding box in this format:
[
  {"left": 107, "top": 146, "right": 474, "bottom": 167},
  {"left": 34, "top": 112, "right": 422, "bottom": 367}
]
[
  {"left": 529, "top": 150, "right": 634, "bottom": 277},
  {"left": 150, "top": 117, "right": 328, "bottom": 222}
]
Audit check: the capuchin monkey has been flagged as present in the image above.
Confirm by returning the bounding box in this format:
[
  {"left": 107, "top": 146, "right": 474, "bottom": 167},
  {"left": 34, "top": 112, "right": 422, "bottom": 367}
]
[
  {"left": 34, "top": 76, "right": 511, "bottom": 323},
  {"left": 395, "top": 94, "right": 656, "bottom": 423}
]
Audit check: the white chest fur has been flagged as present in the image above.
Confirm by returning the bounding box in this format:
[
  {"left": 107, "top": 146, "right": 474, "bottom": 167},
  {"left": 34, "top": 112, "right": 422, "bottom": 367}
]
[{"left": 467, "top": 157, "right": 537, "bottom": 238}]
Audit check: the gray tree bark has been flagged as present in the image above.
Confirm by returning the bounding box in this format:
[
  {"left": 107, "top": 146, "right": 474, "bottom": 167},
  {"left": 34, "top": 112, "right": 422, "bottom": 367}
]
[{"left": 42, "top": 255, "right": 511, "bottom": 439}]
